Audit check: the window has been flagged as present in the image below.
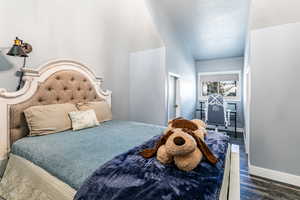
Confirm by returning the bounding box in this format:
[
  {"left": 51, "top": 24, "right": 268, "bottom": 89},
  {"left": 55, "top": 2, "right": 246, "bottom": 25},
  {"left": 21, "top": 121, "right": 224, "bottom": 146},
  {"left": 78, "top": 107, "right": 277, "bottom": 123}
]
[
  {"left": 198, "top": 71, "right": 240, "bottom": 100},
  {"left": 202, "top": 80, "right": 238, "bottom": 97}
]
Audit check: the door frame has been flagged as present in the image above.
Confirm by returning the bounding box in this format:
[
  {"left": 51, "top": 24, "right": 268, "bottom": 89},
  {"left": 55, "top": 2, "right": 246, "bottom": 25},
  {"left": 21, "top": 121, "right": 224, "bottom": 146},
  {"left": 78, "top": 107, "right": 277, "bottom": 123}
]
[
  {"left": 244, "top": 66, "right": 251, "bottom": 155},
  {"left": 167, "top": 73, "right": 181, "bottom": 121}
]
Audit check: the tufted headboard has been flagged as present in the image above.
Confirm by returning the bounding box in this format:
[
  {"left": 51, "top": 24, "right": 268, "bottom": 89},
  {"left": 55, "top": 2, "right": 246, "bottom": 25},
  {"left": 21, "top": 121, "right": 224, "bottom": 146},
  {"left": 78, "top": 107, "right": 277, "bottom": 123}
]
[
  {"left": 10, "top": 70, "right": 105, "bottom": 144},
  {"left": 0, "top": 60, "right": 111, "bottom": 160}
]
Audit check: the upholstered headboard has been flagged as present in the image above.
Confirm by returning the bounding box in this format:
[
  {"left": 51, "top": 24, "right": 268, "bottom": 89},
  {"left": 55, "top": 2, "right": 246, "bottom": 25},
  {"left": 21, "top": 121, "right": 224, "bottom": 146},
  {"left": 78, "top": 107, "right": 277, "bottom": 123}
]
[{"left": 0, "top": 60, "right": 111, "bottom": 160}]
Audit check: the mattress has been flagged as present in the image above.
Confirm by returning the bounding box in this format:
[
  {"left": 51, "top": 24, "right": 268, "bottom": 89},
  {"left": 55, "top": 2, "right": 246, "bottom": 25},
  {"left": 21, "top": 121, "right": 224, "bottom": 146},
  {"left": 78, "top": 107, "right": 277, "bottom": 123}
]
[
  {"left": 0, "top": 147, "right": 231, "bottom": 200},
  {"left": 75, "top": 131, "right": 230, "bottom": 200},
  {"left": 11, "top": 120, "right": 165, "bottom": 190}
]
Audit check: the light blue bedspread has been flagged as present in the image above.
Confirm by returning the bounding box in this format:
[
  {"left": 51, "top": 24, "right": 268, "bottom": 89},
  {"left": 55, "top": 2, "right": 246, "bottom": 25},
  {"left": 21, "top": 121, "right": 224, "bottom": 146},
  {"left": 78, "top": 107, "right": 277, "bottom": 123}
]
[{"left": 11, "top": 120, "right": 165, "bottom": 190}]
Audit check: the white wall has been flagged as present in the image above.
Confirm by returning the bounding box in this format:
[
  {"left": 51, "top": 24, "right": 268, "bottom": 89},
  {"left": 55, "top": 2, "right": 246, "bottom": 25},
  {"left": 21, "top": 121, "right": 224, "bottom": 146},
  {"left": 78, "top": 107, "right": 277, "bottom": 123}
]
[
  {"left": 129, "top": 47, "right": 167, "bottom": 125},
  {"left": 146, "top": 1, "right": 197, "bottom": 122},
  {"left": 251, "top": 0, "right": 300, "bottom": 30},
  {"left": 196, "top": 57, "right": 245, "bottom": 128},
  {"left": 0, "top": 0, "right": 164, "bottom": 120},
  {"left": 249, "top": 22, "right": 300, "bottom": 177}
]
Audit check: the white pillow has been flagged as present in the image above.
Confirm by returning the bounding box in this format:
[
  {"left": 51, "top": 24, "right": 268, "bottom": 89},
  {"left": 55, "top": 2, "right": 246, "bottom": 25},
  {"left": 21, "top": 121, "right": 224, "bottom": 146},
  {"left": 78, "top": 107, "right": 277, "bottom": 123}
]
[{"left": 68, "top": 110, "right": 99, "bottom": 131}]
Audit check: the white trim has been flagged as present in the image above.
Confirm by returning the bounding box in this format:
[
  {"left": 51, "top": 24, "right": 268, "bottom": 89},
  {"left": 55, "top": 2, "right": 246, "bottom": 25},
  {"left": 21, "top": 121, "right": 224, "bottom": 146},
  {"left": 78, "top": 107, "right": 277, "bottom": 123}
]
[
  {"left": 198, "top": 71, "right": 241, "bottom": 76},
  {"left": 168, "top": 72, "right": 181, "bottom": 78},
  {"left": 229, "top": 144, "right": 240, "bottom": 200},
  {"left": 197, "top": 70, "right": 242, "bottom": 102},
  {"left": 236, "top": 128, "right": 245, "bottom": 133},
  {"left": 234, "top": 128, "right": 244, "bottom": 133},
  {"left": 167, "top": 73, "right": 181, "bottom": 120},
  {"left": 243, "top": 67, "right": 251, "bottom": 155},
  {"left": 249, "top": 164, "right": 300, "bottom": 187}
]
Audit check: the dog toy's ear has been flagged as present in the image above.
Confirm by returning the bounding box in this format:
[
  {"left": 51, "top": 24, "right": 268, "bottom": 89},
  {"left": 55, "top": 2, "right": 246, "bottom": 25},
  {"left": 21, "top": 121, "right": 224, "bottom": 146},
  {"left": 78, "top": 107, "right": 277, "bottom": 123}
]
[
  {"left": 140, "top": 130, "right": 174, "bottom": 158},
  {"left": 170, "top": 118, "right": 198, "bottom": 131},
  {"left": 168, "top": 117, "right": 184, "bottom": 128},
  {"left": 169, "top": 117, "right": 184, "bottom": 122},
  {"left": 193, "top": 134, "right": 218, "bottom": 164}
]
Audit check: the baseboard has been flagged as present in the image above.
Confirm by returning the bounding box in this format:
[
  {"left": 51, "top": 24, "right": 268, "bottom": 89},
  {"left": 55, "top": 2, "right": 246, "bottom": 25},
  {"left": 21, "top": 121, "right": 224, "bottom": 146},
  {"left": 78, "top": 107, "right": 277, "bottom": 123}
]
[
  {"left": 207, "top": 126, "right": 244, "bottom": 133},
  {"left": 236, "top": 128, "right": 244, "bottom": 133},
  {"left": 249, "top": 164, "right": 300, "bottom": 187}
]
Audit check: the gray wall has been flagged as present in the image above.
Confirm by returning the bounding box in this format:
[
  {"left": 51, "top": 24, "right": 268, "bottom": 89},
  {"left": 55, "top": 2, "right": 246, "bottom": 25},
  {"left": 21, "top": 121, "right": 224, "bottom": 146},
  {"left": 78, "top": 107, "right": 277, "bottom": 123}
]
[
  {"left": 0, "top": 0, "right": 164, "bottom": 120},
  {"left": 129, "top": 47, "right": 167, "bottom": 125},
  {"left": 249, "top": 22, "right": 300, "bottom": 176},
  {"left": 196, "top": 57, "right": 245, "bottom": 128},
  {"left": 146, "top": 1, "right": 197, "bottom": 122}
]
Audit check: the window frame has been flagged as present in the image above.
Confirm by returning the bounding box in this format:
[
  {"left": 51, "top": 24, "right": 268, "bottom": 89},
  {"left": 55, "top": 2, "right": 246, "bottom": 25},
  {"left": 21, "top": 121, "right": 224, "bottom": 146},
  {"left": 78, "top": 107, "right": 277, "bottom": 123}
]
[{"left": 198, "top": 71, "right": 242, "bottom": 102}]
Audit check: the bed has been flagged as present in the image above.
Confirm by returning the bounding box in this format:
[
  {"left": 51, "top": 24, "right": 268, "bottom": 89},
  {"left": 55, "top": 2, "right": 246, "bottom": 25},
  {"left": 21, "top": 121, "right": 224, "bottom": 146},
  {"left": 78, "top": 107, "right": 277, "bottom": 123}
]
[{"left": 0, "top": 59, "right": 240, "bottom": 200}]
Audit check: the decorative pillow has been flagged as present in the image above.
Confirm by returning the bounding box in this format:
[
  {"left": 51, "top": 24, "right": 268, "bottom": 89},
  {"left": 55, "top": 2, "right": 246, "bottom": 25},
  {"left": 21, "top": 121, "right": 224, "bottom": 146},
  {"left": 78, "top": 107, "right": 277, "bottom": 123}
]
[
  {"left": 24, "top": 103, "right": 78, "bottom": 136},
  {"left": 68, "top": 110, "right": 99, "bottom": 131},
  {"left": 76, "top": 101, "right": 112, "bottom": 122}
]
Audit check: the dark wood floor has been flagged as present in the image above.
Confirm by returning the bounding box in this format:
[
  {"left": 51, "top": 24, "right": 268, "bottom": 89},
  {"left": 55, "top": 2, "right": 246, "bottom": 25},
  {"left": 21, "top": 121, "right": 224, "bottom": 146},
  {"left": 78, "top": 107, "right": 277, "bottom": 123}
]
[
  {"left": 1, "top": 134, "right": 300, "bottom": 200},
  {"left": 230, "top": 134, "right": 300, "bottom": 200}
]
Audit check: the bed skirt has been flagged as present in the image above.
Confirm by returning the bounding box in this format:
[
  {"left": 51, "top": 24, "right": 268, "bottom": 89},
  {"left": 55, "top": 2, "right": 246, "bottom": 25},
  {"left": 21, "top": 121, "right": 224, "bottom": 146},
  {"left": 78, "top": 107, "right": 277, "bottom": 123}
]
[
  {"left": 0, "top": 146, "right": 234, "bottom": 200},
  {"left": 0, "top": 154, "right": 76, "bottom": 200}
]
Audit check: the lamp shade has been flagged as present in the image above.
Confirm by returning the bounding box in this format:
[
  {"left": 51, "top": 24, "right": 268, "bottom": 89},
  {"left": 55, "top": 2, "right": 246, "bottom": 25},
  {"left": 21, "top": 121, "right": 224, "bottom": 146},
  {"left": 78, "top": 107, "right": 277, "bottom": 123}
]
[
  {"left": 6, "top": 37, "right": 28, "bottom": 57},
  {"left": 7, "top": 45, "right": 28, "bottom": 57}
]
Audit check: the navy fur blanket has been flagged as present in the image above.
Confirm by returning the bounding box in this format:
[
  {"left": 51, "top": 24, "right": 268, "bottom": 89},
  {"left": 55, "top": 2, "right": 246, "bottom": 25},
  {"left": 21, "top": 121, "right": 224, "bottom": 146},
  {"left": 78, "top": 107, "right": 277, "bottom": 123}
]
[{"left": 75, "top": 132, "right": 229, "bottom": 200}]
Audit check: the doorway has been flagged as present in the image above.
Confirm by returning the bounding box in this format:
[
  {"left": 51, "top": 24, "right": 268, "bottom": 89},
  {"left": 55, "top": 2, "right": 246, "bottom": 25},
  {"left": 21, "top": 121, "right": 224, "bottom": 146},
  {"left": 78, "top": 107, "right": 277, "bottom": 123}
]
[{"left": 168, "top": 73, "right": 181, "bottom": 120}]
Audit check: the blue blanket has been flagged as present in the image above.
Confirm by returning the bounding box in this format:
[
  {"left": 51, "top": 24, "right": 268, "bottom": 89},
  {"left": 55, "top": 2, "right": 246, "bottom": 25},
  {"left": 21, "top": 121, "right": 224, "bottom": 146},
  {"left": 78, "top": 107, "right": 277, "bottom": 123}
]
[{"left": 75, "top": 132, "right": 229, "bottom": 200}]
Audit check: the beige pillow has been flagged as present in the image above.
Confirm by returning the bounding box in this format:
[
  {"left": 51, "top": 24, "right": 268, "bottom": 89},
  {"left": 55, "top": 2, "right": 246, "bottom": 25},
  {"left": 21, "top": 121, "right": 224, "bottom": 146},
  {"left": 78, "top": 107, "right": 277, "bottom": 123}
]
[
  {"left": 76, "top": 101, "right": 112, "bottom": 122},
  {"left": 24, "top": 103, "right": 78, "bottom": 136},
  {"left": 68, "top": 110, "right": 99, "bottom": 131}
]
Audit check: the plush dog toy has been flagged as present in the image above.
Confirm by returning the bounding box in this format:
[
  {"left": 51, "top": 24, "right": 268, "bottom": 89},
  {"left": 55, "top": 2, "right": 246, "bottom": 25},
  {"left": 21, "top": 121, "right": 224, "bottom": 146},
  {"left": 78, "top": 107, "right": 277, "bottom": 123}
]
[{"left": 140, "top": 118, "right": 217, "bottom": 172}]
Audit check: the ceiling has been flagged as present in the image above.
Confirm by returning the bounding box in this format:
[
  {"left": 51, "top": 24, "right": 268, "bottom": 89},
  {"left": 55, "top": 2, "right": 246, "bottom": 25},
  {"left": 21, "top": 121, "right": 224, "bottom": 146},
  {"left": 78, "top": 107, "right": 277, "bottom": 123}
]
[{"left": 156, "top": 0, "right": 250, "bottom": 60}]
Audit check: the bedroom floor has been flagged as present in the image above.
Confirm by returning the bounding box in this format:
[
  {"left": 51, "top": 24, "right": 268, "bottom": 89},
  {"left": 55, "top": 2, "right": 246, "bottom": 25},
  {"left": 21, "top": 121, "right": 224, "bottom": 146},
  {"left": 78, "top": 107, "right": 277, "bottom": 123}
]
[
  {"left": 230, "top": 134, "right": 300, "bottom": 200},
  {"left": 1, "top": 135, "right": 300, "bottom": 200}
]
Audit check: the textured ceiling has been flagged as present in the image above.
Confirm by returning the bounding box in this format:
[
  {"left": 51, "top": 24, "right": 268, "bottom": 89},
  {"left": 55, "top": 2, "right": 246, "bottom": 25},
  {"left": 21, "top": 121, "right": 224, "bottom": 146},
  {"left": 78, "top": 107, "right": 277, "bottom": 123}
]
[{"left": 154, "top": 0, "right": 250, "bottom": 60}]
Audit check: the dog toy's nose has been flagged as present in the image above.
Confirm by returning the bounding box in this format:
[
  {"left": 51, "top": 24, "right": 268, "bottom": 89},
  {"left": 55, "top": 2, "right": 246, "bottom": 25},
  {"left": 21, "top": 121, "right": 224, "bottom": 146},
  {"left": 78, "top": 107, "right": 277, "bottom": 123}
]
[{"left": 174, "top": 136, "right": 185, "bottom": 146}]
